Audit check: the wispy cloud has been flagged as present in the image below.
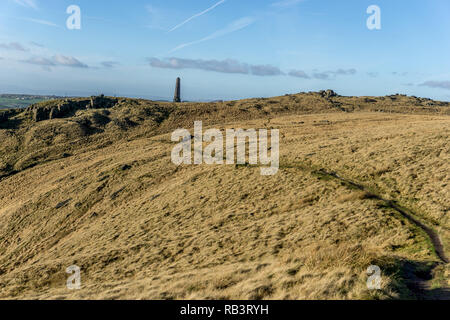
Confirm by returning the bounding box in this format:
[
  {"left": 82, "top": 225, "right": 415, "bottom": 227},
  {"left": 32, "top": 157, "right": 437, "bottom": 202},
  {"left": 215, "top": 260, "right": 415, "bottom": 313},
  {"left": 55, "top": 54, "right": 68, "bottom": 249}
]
[
  {"left": 392, "top": 71, "right": 408, "bottom": 76},
  {"left": 19, "top": 17, "right": 60, "bottom": 27},
  {"left": 168, "top": 0, "right": 226, "bottom": 32},
  {"left": 419, "top": 81, "right": 450, "bottom": 90},
  {"left": 30, "top": 41, "right": 45, "bottom": 48},
  {"left": 330, "top": 68, "right": 357, "bottom": 76},
  {"left": 288, "top": 70, "right": 310, "bottom": 79},
  {"left": 289, "top": 68, "right": 357, "bottom": 80},
  {"left": 169, "top": 16, "right": 255, "bottom": 53},
  {"left": 0, "top": 42, "right": 28, "bottom": 51},
  {"left": 149, "top": 57, "right": 356, "bottom": 81},
  {"left": 251, "top": 64, "right": 284, "bottom": 76},
  {"left": 271, "top": 0, "right": 305, "bottom": 8},
  {"left": 312, "top": 72, "right": 330, "bottom": 80},
  {"left": 149, "top": 57, "right": 249, "bottom": 74},
  {"left": 24, "top": 56, "right": 55, "bottom": 66},
  {"left": 53, "top": 54, "right": 88, "bottom": 68},
  {"left": 149, "top": 57, "right": 284, "bottom": 77},
  {"left": 23, "top": 54, "right": 88, "bottom": 70},
  {"left": 309, "top": 69, "right": 357, "bottom": 79},
  {"left": 13, "top": 0, "right": 38, "bottom": 10},
  {"left": 101, "top": 61, "right": 120, "bottom": 68}
]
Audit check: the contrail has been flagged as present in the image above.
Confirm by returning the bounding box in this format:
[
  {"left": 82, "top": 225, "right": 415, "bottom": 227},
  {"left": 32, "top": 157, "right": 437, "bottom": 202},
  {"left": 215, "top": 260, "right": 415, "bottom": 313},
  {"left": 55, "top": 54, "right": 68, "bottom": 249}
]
[
  {"left": 169, "top": 16, "right": 254, "bottom": 53},
  {"left": 13, "top": 0, "right": 38, "bottom": 10},
  {"left": 168, "top": 0, "right": 226, "bottom": 33}
]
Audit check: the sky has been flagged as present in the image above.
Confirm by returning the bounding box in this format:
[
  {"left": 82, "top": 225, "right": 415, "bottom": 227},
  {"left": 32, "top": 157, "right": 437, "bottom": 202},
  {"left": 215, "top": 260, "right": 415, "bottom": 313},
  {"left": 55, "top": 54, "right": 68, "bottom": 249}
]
[{"left": 0, "top": 0, "right": 449, "bottom": 101}]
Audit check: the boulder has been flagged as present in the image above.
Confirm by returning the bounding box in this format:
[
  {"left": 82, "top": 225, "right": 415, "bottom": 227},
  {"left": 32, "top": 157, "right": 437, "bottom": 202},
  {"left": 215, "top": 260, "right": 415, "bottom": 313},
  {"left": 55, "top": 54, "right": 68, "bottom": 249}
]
[
  {"left": 89, "top": 95, "right": 118, "bottom": 109},
  {"left": 33, "top": 107, "right": 49, "bottom": 122},
  {"left": 320, "top": 90, "right": 338, "bottom": 99}
]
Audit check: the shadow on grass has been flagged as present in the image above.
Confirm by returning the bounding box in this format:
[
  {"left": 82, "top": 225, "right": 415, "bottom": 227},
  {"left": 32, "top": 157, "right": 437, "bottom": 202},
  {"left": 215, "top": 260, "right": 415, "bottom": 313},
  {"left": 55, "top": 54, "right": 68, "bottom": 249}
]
[
  {"left": 373, "top": 256, "right": 449, "bottom": 300},
  {"left": 0, "top": 118, "right": 22, "bottom": 130}
]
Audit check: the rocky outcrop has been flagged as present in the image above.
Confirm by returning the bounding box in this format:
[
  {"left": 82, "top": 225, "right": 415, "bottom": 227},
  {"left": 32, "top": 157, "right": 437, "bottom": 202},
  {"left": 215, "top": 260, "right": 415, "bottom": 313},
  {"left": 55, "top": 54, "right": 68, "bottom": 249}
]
[
  {"left": 27, "top": 95, "right": 118, "bottom": 122},
  {"left": 319, "top": 90, "right": 338, "bottom": 99},
  {"left": 89, "top": 94, "right": 117, "bottom": 109}
]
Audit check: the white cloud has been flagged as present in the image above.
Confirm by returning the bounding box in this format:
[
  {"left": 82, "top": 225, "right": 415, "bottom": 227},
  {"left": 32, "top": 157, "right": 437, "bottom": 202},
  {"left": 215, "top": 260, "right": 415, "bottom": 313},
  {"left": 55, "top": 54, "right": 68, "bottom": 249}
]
[
  {"left": 419, "top": 81, "right": 450, "bottom": 90},
  {"left": 330, "top": 68, "right": 357, "bottom": 76},
  {"left": 149, "top": 57, "right": 356, "bottom": 80},
  {"left": 149, "top": 57, "right": 284, "bottom": 77},
  {"left": 23, "top": 54, "right": 88, "bottom": 70},
  {"left": 0, "top": 42, "right": 28, "bottom": 51},
  {"left": 168, "top": 0, "right": 226, "bottom": 32},
  {"left": 25, "top": 56, "right": 55, "bottom": 66},
  {"left": 53, "top": 54, "right": 88, "bottom": 68},
  {"left": 251, "top": 64, "right": 284, "bottom": 76},
  {"left": 149, "top": 57, "right": 249, "bottom": 74},
  {"left": 289, "top": 70, "right": 310, "bottom": 79}
]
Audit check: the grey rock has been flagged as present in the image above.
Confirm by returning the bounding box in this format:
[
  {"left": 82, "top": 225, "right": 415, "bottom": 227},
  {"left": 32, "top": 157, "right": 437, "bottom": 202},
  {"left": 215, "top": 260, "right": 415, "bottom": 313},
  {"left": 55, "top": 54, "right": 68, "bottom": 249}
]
[
  {"left": 33, "top": 107, "right": 48, "bottom": 122},
  {"left": 320, "top": 90, "right": 338, "bottom": 99}
]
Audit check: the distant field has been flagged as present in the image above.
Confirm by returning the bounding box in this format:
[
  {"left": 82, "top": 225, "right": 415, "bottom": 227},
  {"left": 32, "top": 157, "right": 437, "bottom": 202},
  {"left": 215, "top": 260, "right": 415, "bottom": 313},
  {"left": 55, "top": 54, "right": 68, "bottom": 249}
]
[{"left": 0, "top": 97, "right": 49, "bottom": 109}]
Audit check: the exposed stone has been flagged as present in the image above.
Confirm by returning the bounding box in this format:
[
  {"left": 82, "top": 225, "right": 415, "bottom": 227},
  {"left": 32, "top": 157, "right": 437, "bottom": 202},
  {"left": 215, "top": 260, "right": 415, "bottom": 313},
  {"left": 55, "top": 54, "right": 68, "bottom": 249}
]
[
  {"left": 29, "top": 96, "right": 118, "bottom": 122},
  {"left": 33, "top": 107, "right": 48, "bottom": 122},
  {"left": 320, "top": 90, "right": 338, "bottom": 99},
  {"left": 49, "top": 107, "right": 57, "bottom": 120},
  {"left": 89, "top": 95, "right": 117, "bottom": 109}
]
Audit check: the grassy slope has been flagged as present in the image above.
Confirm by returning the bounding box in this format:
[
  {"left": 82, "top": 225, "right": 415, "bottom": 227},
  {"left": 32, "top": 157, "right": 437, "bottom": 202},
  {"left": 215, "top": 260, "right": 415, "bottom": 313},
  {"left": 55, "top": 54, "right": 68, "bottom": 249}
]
[{"left": 0, "top": 93, "right": 448, "bottom": 299}]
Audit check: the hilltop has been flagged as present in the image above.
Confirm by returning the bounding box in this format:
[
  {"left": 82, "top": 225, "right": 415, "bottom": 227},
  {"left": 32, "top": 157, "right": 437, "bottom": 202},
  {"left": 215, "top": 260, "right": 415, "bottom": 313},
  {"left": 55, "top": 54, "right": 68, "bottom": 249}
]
[{"left": 0, "top": 91, "right": 448, "bottom": 299}]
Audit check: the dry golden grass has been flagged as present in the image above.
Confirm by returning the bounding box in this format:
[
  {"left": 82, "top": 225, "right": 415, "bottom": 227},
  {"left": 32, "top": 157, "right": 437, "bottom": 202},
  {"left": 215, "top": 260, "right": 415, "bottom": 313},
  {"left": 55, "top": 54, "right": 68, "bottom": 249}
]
[{"left": 0, "top": 93, "right": 448, "bottom": 299}]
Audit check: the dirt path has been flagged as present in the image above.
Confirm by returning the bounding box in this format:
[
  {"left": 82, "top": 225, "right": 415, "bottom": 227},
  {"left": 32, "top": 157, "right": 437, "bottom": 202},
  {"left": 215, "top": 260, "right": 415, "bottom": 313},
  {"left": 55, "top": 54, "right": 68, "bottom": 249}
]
[
  {"left": 313, "top": 168, "right": 449, "bottom": 300},
  {"left": 314, "top": 169, "right": 448, "bottom": 264},
  {"left": 282, "top": 163, "right": 449, "bottom": 299}
]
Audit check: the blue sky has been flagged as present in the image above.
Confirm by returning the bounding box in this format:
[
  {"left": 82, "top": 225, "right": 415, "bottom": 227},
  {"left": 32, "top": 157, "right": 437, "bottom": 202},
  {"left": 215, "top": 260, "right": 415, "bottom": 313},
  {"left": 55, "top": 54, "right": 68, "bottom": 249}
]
[{"left": 0, "top": 0, "right": 449, "bottom": 101}]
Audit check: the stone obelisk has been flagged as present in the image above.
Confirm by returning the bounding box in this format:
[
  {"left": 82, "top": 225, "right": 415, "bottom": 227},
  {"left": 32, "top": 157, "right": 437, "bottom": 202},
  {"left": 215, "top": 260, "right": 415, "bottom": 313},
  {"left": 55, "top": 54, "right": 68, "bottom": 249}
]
[{"left": 173, "top": 77, "right": 181, "bottom": 103}]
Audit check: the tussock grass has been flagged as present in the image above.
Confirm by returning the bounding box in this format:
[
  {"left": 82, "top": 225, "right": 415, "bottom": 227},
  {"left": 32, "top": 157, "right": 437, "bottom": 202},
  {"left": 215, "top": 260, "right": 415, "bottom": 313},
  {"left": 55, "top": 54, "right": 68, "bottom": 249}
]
[{"left": 0, "top": 93, "right": 448, "bottom": 299}]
